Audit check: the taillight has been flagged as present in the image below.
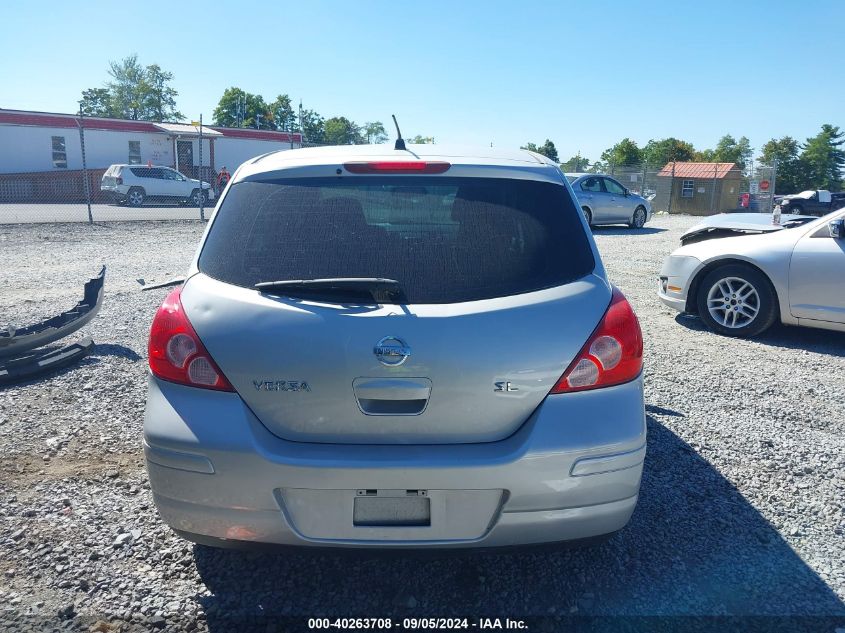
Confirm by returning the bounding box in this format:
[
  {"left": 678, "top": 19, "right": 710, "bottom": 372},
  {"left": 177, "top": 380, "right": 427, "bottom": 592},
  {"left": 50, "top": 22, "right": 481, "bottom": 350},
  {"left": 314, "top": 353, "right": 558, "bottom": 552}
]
[
  {"left": 550, "top": 287, "right": 643, "bottom": 394},
  {"left": 148, "top": 287, "right": 234, "bottom": 391},
  {"left": 343, "top": 161, "right": 450, "bottom": 174}
]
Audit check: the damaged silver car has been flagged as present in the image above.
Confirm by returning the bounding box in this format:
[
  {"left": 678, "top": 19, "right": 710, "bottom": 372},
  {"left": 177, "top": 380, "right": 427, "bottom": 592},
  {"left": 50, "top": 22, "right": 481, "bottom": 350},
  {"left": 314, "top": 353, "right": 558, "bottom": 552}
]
[{"left": 659, "top": 210, "right": 845, "bottom": 337}]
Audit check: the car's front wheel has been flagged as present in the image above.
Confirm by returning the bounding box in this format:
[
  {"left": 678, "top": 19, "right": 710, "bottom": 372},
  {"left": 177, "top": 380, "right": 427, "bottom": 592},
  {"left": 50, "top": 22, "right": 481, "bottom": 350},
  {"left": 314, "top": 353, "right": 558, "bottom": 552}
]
[
  {"left": 582, "top": 207, "right": 592, "bottom": 227},
  {"left": 696, "top": 265, "right": 778, "bottom": 337},
  {"left": 127, "top": 188, "right": 145, "bottom": 207},
  {"left": 629, "top": 206, "right": 647, "bottom": 229},
  {"left": 190, "top": 189, "right": 207, "bottom": 207}
]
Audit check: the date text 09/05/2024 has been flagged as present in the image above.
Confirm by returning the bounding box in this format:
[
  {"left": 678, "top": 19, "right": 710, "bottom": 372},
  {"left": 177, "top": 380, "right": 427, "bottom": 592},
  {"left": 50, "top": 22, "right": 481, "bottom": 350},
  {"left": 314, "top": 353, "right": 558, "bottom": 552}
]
[{"left": 307, "top": 618, "right": 528, "bottom": 630}]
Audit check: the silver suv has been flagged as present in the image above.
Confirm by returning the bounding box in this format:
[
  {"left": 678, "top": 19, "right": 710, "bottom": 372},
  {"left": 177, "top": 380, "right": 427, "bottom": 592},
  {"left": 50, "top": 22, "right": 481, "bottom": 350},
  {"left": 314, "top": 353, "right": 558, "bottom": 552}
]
[
  {"left": 101, "top": 164, "right": 214, "bottom": 207},
  {"left": 144, "top": 145, "right": 646, "bottom": 549}
]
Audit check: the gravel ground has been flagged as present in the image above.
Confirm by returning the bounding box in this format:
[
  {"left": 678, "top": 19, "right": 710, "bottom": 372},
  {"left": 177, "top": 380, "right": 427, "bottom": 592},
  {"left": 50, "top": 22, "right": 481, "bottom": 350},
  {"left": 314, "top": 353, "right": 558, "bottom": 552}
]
[
  {"left": 0, "top": 203, "right": 207, "bottom": 224},
  {"left": 0, "top": 215, "right": 843, "bottom": 632}
]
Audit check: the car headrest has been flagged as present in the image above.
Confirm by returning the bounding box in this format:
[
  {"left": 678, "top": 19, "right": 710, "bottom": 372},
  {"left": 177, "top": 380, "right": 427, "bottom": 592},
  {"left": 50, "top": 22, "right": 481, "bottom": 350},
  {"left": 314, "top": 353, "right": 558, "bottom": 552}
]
[{"left": 319, "top": 196, "right": 369, "bottom": 232}]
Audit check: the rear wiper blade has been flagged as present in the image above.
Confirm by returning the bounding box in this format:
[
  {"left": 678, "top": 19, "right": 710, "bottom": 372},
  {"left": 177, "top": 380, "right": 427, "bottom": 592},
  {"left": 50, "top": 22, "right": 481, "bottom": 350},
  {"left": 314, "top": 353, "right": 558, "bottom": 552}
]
[{"left": 255, "top": 278, "right": 407, "bottom": 303}]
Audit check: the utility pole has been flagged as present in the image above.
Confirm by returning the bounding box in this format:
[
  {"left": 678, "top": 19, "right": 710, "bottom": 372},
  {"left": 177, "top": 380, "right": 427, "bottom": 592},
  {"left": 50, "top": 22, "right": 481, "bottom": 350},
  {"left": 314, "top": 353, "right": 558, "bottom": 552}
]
[
  {"left": 198, "top": 114, "right": 205, "bottom": 221},
  {"left": 668, "top": 161, "right": 676, "bottom": 214},
  {"left": 77, "top": 106, "right": 93, "bottom": 224},
  {"left": 641, "top": 161, "right": 648, "bottom": 197},
  {"left": 710, "top": 163, "right": 718, "bottom": 214},
  {"left": 770, "top": 158, "right": 778, "bottom": 215},
  {"left": 298, "top": 100, "right": 305, "bottom": 145}
]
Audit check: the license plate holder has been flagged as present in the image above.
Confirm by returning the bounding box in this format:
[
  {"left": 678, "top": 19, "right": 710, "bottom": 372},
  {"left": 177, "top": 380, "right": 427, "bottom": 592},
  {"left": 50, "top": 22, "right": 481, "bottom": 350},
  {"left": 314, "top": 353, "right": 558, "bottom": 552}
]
[{"left": 353, "top": 491, "right": 431, "bottom": 527}]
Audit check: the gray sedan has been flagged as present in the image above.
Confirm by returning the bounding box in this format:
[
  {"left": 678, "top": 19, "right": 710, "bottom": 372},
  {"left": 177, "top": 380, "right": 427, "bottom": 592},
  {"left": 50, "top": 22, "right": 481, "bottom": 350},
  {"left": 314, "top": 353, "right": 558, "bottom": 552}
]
[
  {"left": 658, "top": 209, "right": 845, "bottom": 337},
  {"left": 565, "top": 173, "right": 653, "bottom": 228}
]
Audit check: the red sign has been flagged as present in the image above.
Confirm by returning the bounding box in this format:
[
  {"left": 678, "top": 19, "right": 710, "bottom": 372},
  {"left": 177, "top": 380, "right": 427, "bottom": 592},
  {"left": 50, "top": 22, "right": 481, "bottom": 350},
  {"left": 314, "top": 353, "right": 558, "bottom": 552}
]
[{"left": 760, "top": 180, "right": 770, "bottom": 191}]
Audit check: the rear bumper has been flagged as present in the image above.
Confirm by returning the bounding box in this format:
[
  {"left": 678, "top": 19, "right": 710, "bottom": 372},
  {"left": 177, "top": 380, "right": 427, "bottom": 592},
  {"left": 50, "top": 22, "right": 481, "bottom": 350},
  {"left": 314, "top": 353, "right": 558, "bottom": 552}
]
[
  {"left": 99, "top": 187, "right": 127, "bottom": 202},
  {"left": 144, "top": 375, "right": 646, "bottom": 548}
]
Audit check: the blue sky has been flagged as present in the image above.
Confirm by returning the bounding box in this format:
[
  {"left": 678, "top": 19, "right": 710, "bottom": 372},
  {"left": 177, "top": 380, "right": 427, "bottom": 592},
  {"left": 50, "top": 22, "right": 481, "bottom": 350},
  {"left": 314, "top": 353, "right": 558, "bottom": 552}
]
[{"left": 2, "top": 0, "right": 843, "bottom": 161}]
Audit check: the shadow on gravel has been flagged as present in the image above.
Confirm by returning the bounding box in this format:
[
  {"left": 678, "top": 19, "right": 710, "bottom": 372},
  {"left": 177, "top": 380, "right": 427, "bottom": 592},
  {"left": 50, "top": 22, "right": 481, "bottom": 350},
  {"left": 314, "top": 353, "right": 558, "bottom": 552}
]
[
  {"left": 674, "top": 314, "right": 845, "bottom": 357},
  {"left": 755, "top": 325, "right": 845, "bottom": 357},
  {"left": 591, "top": 226, "right": 667, "bottom": 236},
  {"left": 192, "top": 417, "right": 844, "bottom": 629},
  {"left": 645, "top": 404, "right": 684, "bottom": 417},
  {"left": 92, "top": 343, "right": 142, "bottom": 361}
]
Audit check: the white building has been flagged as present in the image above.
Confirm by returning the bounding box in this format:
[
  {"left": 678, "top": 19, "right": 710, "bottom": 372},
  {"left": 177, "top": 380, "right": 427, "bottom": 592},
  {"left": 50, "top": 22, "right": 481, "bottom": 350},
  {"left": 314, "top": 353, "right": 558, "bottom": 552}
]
[{"left": 0, "top": 109, "right": 302, "bottom": 201}]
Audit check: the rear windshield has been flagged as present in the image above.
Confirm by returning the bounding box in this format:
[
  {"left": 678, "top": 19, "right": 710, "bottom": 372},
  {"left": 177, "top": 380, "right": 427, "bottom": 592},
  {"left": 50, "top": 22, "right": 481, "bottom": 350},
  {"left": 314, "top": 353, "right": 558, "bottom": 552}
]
[{"left": 198, "top": 176, "right": 595, "bottom": 304}]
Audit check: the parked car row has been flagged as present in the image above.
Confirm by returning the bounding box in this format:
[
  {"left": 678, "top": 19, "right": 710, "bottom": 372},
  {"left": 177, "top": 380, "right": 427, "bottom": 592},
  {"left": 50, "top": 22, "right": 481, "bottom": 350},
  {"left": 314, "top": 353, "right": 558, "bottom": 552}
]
[{"left": 101, "top": 164, "right": 214, "bottom": 207}]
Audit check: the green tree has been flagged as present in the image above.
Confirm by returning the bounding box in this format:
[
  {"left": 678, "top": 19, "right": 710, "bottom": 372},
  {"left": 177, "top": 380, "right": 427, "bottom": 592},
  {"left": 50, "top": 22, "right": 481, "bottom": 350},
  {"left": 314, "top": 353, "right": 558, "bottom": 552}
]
[
  {"left": 642, "top": 138, "right": 696, "bottom": 166},
  {"left": 560, "top": 155, "right": 590, "bottom": 172},
  {"left": 79, "top": 88, "right": 115, "bottom": 117},
  {"left": 298, "top": 108, "right": 325, "bottom": 144},
  {"left": 212, "top": 88, "right": 271, "bottom": 129},
  {"left": 600, "top": 138, "right": 641, "bottom": 167},
  {"left": 758, "top": 136, "right": 805, "bottom": 194},
  {"left": 324, "top": 117, "right": 363, "bottom": 145},
  {"left": 363, "top": 121, "right": 388, "bottom": 144},
  {"left": 694, "top": 148, "right": 715, "bottom": 162},
  {"left": 408, "top": 134, "right": 435, "bottom": 144},
  {"left": 707, "top": 134, "right": 753, "bottom": 170},
  {"left": 521, "top": 139, "right": 559, "bottom": 162},
  {"left": 81, "top": 56, "right": 183, "bottom": 121},
  {"left": 142, "top": 64, "right": 182, "bottom": 122},
  {"left": 106, "top": 54, "right": 148, "bottom": 120},
  {"left": 799, "top": 124, "right": 845, "bottom": 191},
  {"left": 268, "top": 94, "right": 297, "bottom": 131}
]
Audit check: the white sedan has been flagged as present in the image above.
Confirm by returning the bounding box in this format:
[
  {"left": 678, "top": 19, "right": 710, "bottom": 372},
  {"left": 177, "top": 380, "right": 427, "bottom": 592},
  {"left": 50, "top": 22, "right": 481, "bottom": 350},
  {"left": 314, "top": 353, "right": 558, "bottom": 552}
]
[{"left": 658, "top": 209, "right": 845, "bottom": 337}]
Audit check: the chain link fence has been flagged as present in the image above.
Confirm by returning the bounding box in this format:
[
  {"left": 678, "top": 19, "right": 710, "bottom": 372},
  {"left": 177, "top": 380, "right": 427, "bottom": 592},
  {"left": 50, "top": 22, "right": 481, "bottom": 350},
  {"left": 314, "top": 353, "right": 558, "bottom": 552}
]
[
  {"left": 599, "top": 162, "right": 778, "bottom": 216},
  {"left": 0, "top": 110, "right": 309, "bottom": 224}
]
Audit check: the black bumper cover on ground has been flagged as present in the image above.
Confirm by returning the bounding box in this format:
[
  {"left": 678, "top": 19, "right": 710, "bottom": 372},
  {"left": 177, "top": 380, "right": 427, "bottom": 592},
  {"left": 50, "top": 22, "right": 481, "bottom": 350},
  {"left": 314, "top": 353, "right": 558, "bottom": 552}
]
[
  {"left": 0, "top": 266, "right": 105, "bottom": 358},
  {"left": 0, "top": 337, "right": 94, "bottom": 386}
]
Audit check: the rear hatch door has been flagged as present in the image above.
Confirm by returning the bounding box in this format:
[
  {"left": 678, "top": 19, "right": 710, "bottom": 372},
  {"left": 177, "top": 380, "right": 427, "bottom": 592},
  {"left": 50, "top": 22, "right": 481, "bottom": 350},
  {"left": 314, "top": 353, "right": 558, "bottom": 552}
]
[{"left": 185, "top": 172, "right": 608, "bottom": 444}]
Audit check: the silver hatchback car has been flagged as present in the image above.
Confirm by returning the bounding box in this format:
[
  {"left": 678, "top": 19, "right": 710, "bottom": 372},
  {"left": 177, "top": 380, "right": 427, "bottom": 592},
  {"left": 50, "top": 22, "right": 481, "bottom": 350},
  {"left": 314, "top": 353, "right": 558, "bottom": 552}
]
[{"left": 144, "top": 145, "right": 646, "bottom": 549}]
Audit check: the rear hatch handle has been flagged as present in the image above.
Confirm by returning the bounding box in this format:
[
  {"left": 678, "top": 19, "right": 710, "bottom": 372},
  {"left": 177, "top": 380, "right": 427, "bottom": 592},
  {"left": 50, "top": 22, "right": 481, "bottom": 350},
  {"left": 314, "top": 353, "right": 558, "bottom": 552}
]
[{"left": 352, "top": 378, "right": 432, "bottom": 416}]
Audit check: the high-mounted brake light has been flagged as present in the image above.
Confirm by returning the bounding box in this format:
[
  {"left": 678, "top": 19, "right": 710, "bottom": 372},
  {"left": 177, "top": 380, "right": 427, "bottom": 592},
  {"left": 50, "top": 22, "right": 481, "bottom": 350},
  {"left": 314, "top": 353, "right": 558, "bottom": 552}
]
[
  {"left": 550, "top": 287, "right": 643, "bottom": 394},
  {"left": 343, "top": 161, "right": 451, "bottom": 174},
  {"left": 148, "top": 287, "right": 234, "bottom": 391}
]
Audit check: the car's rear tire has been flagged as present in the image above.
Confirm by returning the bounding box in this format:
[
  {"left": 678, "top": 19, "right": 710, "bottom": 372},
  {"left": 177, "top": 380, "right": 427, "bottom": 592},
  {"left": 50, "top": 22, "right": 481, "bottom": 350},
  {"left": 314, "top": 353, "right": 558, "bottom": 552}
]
[
  {"left": 629, "top": 206, "right": 647, "bottom": 229},
  {"left": 190, "top": 189, "right": 207, "bottom": 207},
  {"left": 696, "top": 264, "right": 778, "bottom": 337},
  {"left": 582, "top": 207, "right": 592, "bottom": 227},
  {"left": 127, "top": 188, "right": 145, "bottom": 207}
]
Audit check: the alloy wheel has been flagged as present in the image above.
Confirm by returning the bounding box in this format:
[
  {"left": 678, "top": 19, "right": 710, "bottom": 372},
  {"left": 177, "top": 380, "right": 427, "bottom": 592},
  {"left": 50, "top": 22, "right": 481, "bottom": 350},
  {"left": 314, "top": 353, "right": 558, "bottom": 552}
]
[
  {"left": 706, "top": 277, "right": 760, "bottom": 328},
  {"left": 632, "top": 208, "right": 646, "bottom": 228}
]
